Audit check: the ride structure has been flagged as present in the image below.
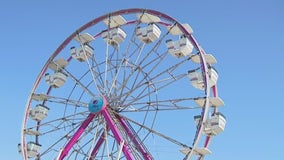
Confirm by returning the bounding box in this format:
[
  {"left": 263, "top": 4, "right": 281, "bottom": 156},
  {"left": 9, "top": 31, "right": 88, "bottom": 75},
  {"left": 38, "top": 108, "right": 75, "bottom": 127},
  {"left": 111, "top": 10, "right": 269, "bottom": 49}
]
[{"left": 19, "top": 8, "right": 226, "bottom": 160}]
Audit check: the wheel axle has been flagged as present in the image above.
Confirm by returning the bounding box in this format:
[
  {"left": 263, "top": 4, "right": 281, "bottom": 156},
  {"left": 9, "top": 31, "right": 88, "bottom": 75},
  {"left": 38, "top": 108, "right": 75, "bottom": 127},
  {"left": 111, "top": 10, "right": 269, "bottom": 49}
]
[{"left": 88, "top": 96, "right": 107, "bottom": 113}]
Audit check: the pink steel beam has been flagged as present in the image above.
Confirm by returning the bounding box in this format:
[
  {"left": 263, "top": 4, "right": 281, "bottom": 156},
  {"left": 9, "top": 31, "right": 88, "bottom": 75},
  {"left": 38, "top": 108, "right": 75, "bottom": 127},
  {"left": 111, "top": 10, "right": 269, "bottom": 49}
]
[
  {"left": 58, "top": 113, "right": 96, "bottom": 160},
  {"left": 88, "top": 131, "right": 106, "bottom": 160},
  {"left": 117, "top": 116, "right": 152, "bottom": 160},
  {"left": 196, "top": 85, "right": 219, "bottom": 160},
  {"left": 198, "top": 85, "right": 219, "bottom": 160},
  {"left": 101, "top": 109, "right": 135, "bottom": 160}
]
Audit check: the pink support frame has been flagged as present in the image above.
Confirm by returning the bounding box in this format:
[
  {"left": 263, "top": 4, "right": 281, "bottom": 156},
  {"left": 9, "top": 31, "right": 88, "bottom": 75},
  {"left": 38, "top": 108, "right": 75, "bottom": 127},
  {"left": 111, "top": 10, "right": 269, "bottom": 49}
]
[
  {"left": 57, "top": 113, "right": 96, "bottom": 159},
  {"left": 58, "top": 98, "right": 136, "bottom": 160},
  {"left": 116, "top": 116, "right": 152, "bottom": 160}
]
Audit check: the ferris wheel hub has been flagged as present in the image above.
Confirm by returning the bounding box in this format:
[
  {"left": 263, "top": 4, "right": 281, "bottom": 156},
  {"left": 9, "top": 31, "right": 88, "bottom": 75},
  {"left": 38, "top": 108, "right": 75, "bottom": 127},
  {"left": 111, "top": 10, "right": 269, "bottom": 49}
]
[{"left": 88, "top": 96, "right": 107, "bottom": 113}]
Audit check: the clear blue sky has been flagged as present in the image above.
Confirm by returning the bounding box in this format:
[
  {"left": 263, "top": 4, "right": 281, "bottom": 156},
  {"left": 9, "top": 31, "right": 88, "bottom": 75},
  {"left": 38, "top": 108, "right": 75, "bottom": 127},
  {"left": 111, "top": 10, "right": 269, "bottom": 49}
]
[{"left": 1, "top": 0, "right": 283, "bottom": 159}]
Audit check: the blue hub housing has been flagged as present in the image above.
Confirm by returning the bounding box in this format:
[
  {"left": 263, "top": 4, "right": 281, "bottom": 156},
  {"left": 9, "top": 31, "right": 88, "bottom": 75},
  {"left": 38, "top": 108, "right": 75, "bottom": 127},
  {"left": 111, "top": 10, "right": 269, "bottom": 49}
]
[{"left": 88, "top": 97, "right": 105, "bottom": 113}]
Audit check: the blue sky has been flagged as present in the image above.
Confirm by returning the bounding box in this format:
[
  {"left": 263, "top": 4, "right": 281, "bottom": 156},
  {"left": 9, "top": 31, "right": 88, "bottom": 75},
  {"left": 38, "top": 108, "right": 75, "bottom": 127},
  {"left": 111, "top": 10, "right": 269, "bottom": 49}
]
[{"left": 0, "top": 0, "right": 283, "bottom": 159}]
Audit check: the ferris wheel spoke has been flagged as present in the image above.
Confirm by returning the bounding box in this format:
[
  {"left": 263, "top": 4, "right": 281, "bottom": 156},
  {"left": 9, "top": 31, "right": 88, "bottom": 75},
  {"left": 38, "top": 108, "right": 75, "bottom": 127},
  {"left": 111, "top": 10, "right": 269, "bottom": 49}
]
[
  {"left": 123, "top": 19, "right": 143, "bottom": 59},
  {"left": 125, "top": 25, "right": 145, "bottom": 64},
  {"left": 39, "top": 119, "right": 84, "bottom": 157},
  {"left": 42, "top": 94, "right": 88, "bottom": 108},
  {"left": 58, "top": 113, "right": 97, "bottom": 159},
  {"left": 126, "top": 39, "right": 144, "bottom": 64},
  {"left": 64, "top": 116, "right": 107, "bottom": 159},
  {"left": 119, "top": 62, "right": 175, "bottom": 99},
  {"left": 119, "top": 114, "right": 190, "bottom": 149},
  {"left": 115, "top": 52, "right": 186, "bottom": 109},
  {"left": 87, "top": 117, "right": 105, "bottom": 159},
  {"left": 133, "top": 43, "right": 145, "bottom": 65},
  {"left": 107, "top": 56, "right": 125, "bottom": 97},
  {"left": 114, "top": 38, "right": 164, "bottom": 100},
  {"left": 101, "top": 108, "right": 136, "bottom": 160},
  {"left": 88, "top": 129, "right": 106, "bottom": 159},
  {"left": 139, "top": 56, "right": 193, "bottom": 91},
  {"left": 26, "top": 111, "right": 88, "bottom": 129},
  {"left": 38, "top": 115, "right": 103, "bottom": 158},
  {"left": 104, "top": 40, "right": 111, "bottom": 92},
  {"left": 139, "top": 47, "right": 167, "bottom": 73},
  {"left": 74, "top": 33, "right": 103, "bottom": 96},
  {"left": 42, "top": 122, "right": 80, "bottom": 136},
  {"left": 65, "top": 68, "right": 103, "bottom": 104},
  {"left": 115, "top": 114, "right": 153, "bottom": 159},
  {"left": 120, "top": 68, "right": 146, "bottom": 105},
  {"left": 64, "top": 115, "right": 108, "bottom": 159},
  {"left": 118, "top": 64, "right": 141, "bottom": 101},
  {"left": 63, "top": 68, "right": 97, "bottom": 97},
  {"left": 151, "top": 73, "right": 188, "bottom": 90},
  {"left": 69, "top": 135, "right": 95, "bottom": 158},
  {"left": 121, "top": 73, "right": 188, "bottom": 112},
  {"left": 125, "top": 97, "right": 201, "bottom": 111},
  {"left": 149, "top": 58, "right": 190, "bottom": 81},
  {"left": 135, "top": 33, "right": 167, "bottom": 68},
  {"left": 102, "top": 49, "right": 121, "bottom": 95},
  {"left": 107, "top": 79, "right": 143, "bottom": 110},
  {"left": 122, "top": 105, "right": 199, "bottom": 112},
  {"left": 84, "top": 59, "right": 104, "bottom": 96},
  {"left": 90, "top": 56, "right": 106, "bottom": 91},
  {"left": 42, "top": 115, "right": 94, "bottom": 136},
  {"left": 105, "top": 28, "right": 144, "bottom": 97},
  {"left": 31, "top": 112, "right": 90, "bottom": 136}
]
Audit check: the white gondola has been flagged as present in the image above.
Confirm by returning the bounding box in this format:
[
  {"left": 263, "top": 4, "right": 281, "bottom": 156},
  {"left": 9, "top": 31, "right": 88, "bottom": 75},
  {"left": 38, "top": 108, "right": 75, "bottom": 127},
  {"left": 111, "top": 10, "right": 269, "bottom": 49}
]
[
  {"left": 45, "top": 72, "right": 67, "bottom": 88},
  {"left": 166, "top": 36, "right": 194, "bottom": 58},
  {"left": 204, "top": 112, "right": 226, "bottom": 135},
  {"left": 208, "top": 66, "right": 218, "bottom": 87},
  {"left": 180, "top": 147, "right": 211, "bottom": 155},
  {"left": 74, "top": 33, "right": 94, "bottom": 44},
  {"left": 26, "top": 142, "right": 41, "bottom": 158},
  {"left": 191, "top": 53, "right": 217, "bottom": 64},
  {"left": 194, "top": 97, "right": 225, "bottom": 108},
  {"left": 188, "top": 70, "right": 204, "bottom": 90},
  {"left": 137, "top": 13, "right": 161, "bottom": 23},
  {"left": 48, "top": 58, "right": 68, "bottom": 72},
  {"left": 70, "top": 44, "right": 94, "bottom": 62},
  {"left": 103, "top": 15, "right": 127, "bottom": 28},
  {"left": 188, "top": 67, "right": 218, "bottom": 90},
  {"left": 102, "top": 27, "right": 126, "bottom": 46},
  {"left": 167, "top": 23, "right": 193, "bottom": 35},
  {"left": 29, "top": 104, "right": 49, "bottom": 121},
  {"left": 136, "top": 23, "right": 161, "bottom": 43},
  {"left": 24, "top": 129, "right": 41, "bottom": 136},
  {"left": 31, "top": 93, "right": 50, "bottom": 101}
]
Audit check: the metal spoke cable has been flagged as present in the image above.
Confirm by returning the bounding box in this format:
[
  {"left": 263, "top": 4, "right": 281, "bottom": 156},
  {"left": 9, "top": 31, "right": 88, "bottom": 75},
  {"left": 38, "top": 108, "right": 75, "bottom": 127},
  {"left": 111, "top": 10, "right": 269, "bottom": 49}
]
[
  {"left": 114, "top": 26, "right": 163, "bottom": 99},
  {"left": 119, "top": 114, "right": 190, "bottom": 149},
  {"left": 26, "top": 111, "right": 88, "bottom": 130},
  {"left": 63, "top": 68, "right": 96, "bottom": 97},
  {"left": 122, "top": 73, "right": 188, "bottom": 110},
  {"left": 87, "top": 118, "right": 105, "bottom": 158},
  {"left": 90, "top": 55, "right": 106, "bottom": 91},
  {"left": 76, "top": 33, "right": 103, "bottom": 96},
  {"left": 40, "top": 121, "right": 84, "bottom": 156},
  {"left": 43, "top": 95, "right": 88, "bottom": 108},
  {"left": 108, "top": 56, "right": 125, "bottom": 97}
]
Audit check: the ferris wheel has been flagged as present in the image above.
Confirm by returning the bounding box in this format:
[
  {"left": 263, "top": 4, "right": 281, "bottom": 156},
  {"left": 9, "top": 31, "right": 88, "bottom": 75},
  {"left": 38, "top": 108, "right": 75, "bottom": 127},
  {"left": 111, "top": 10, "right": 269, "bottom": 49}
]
[{"left": 19, "top": 8, "right": 226, "bottom": 160}]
